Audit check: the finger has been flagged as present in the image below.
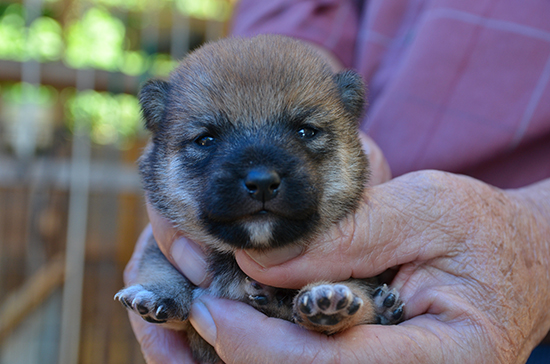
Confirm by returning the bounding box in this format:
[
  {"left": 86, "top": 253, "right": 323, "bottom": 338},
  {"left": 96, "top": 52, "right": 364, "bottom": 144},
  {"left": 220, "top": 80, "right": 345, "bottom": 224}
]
[
  {"left": 189, "top": 295, "right": 335, "bottom": 363},
  {"left": 129, "top": 312, "right": 197, "bottom": 364},
  {"left": 359, "top": 132, "right": 392, "bottom": 186},
  {"left": 146, "top": 200, "right": 211, "bottom": 287},
  {"left": 236, "top": 171, "right": 475, "bottom": 288},
  {"left": 189, "top": 295, "right": 472, "bottom": 364}
]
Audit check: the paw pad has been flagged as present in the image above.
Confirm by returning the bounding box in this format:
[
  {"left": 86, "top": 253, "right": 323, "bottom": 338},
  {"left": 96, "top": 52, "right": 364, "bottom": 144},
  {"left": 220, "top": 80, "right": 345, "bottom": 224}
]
[
  {"left": 294, "top": 284, "right": 363, "bottom": 331},
  {"left": 373, "top": 284, "right": 404, "bottom": 325}
]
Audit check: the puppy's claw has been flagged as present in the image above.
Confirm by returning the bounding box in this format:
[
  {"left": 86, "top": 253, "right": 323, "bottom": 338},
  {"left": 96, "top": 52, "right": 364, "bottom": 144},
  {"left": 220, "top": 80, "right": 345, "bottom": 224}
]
[{"left": 115, "top": 284, "right": 187, "bottom": 324}]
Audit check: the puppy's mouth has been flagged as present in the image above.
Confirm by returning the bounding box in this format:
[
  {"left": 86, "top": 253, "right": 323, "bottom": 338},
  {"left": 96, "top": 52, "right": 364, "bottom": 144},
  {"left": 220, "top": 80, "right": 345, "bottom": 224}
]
[
  {"left": 251, "top": 208, "right": 271, "bottom": 217},
  {"left": 203, "top": 204, "right": 320, "bottom": 249},
  {"left": 241, "top": 208, "right": 280, "bottom": 223},
  {"left": 209, "top": 205, "right": 310, "bottom": 223}
]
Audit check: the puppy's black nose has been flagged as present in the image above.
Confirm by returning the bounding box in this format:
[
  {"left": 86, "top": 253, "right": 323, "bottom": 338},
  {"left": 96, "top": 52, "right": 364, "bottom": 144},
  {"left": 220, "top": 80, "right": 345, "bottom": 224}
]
[{"left": 244, "top": 168, "right": 281, "bottom": 202}]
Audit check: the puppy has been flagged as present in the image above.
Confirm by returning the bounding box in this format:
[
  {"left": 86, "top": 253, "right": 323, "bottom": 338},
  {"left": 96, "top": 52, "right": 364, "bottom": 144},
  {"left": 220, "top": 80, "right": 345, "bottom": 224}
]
[{"left": 116, "top": 35, "right": 404, "bottom": 363}]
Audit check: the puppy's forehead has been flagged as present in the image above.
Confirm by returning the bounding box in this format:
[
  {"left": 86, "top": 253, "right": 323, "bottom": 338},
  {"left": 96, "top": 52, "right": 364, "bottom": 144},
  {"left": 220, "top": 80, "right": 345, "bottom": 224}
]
[{"left": 168, "top": 36, "right": 340, "bottom": 123}]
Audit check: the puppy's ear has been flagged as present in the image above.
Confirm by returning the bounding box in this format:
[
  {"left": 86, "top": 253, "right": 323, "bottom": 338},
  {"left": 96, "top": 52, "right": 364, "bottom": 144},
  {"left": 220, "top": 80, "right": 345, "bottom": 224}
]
[
  {"left": 139, "top": 79, "right": 170, "bottom": 132},
  {"left": 333, "top": 70, "right": 366, "bottom": 120}
]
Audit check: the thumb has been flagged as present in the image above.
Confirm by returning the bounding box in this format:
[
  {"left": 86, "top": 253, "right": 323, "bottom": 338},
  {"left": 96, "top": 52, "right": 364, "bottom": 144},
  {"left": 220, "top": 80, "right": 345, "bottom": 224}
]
[
  {"left": 129, "top": 312, "right": 196, "bottom": 364},
  {"left": 189, "top": 296, "right": 447, "bottom": 364},
  {"left": 189, "top": 296, "right": 323, "bottom": 363}
]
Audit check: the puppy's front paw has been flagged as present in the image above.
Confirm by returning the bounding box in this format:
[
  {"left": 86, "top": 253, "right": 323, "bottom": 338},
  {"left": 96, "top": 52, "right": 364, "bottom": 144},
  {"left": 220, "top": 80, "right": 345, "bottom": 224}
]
[
  {"left": 245, "top": 277, "right": 276, "bottom": 306},
  {"left": 372, "top": 284, "right": 404, "bottom": 325},
  {"left": 115, "top": 285, "right": 188, "bottom": 324},
  {"left": 293, "top": 283, "right": 363, "bottom": 334},
  {"left": 244, "top": 277, "right": 294, "bottom": 319}
]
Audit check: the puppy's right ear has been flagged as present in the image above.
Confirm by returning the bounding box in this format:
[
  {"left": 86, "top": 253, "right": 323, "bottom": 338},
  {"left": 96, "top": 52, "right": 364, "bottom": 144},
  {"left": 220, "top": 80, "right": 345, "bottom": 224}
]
[
  {"left": 333, "top": 70, "right": 365, "bottom": 120},
  {"left": 139, "top": 79, "right": 170, "bottom": 132}
]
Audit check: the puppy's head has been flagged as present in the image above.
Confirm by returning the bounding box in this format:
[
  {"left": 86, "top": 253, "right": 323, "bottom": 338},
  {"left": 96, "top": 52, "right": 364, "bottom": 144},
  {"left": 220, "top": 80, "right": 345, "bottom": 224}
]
[{"left": 139, "top": 35, "right": 368, "bottom": 252}]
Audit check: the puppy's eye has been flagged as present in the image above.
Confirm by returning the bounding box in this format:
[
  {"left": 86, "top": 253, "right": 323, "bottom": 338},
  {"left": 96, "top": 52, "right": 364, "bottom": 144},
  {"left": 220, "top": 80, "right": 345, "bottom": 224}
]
[
  {"left": 195, "top": 134, "right": 216, "bottom": 147},
  {"left": 297, "top": 126, "right": 318, "bottom": 139}
]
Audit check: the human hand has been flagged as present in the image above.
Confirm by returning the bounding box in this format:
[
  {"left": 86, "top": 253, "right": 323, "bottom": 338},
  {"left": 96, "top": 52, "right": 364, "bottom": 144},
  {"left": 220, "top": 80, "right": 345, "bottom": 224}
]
[
  {"left": 123, "top": 132, "right": 390, "bottom": 363},
  {"left": 189, "top": 173, "right": 550, "bottom": 363}
]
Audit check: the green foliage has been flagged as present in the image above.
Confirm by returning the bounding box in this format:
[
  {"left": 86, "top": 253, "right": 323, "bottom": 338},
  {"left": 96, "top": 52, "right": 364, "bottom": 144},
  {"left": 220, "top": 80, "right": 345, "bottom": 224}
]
[
  {"left": 0, "top": 5, "right": 62, "bottom": 61},
  {"left": 65, "top": 89, "right": 143, "bottom": 147},
  {"left": 120, "top": 50, "right": 149, "bottom": 76},
  {"left": 175, "top": 0, "right": 232, "bottom": 21},
  {"left": 149, "top": 54, "right": 177, "bottom": 78},
  {"left": 64, "top": 7, "right": 125, "bottom": 71},
  {"left": 2, "top": 82, "right": 58, "bottom": 105},
  {"left": 2, "top": 83, "right": 142, "bottom": 148},
  {"left": 0, "top": 1, "right": 233, "bottom": 148},
  {"left": 0, "top": 4, "right": 26, "bottom": 60},
  {"left": 28, "top": 16, "right": 64, "bottom": 61},
  {"left": 0, "top": 5, "right": 180, "bottom": 76},
  {"left": 85, "top": 0, "right": 233, "bottom": 20}
]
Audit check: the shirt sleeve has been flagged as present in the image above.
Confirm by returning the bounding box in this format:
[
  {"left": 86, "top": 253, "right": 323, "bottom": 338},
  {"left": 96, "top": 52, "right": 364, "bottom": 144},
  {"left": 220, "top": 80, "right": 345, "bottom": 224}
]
[{"left": 230, "top": 0, "right": 362, "bottom": 68}]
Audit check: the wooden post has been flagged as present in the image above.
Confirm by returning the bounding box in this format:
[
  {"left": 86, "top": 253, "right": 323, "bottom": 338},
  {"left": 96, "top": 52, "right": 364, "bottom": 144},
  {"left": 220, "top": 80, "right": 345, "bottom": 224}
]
[{"left": 0, "top": 254, "right": 65, "bottom": 342}]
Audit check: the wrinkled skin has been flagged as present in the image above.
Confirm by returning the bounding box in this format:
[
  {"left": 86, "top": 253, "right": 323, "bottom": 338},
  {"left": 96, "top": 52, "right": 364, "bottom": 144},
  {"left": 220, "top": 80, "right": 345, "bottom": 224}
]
[{"left": 123, "top": 133, "right": 550, "bottom": 364}]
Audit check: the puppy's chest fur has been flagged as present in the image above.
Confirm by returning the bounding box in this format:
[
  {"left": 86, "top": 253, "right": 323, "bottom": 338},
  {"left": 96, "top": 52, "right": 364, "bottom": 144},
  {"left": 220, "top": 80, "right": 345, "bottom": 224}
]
[{"left": 116, "top": 35, "right": 404, "bottom": 364}]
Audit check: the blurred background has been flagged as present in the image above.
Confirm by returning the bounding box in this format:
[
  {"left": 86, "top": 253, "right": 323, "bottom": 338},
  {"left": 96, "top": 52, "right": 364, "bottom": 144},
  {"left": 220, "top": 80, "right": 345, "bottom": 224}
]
[{"left": 0, "top": 0, "right": 234, "bottom": 363}]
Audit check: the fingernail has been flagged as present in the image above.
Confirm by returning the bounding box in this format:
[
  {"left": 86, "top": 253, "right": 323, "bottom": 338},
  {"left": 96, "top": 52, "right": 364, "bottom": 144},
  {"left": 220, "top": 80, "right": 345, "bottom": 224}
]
[
  {"left": 171, "top": 237, "right": 209, "bottom": 287},
  {"left": 245, "top": 245, "right": 303, "bottom": 268},
  {"left": 189, "top": 300, "right": 217, "bottom": 347}
]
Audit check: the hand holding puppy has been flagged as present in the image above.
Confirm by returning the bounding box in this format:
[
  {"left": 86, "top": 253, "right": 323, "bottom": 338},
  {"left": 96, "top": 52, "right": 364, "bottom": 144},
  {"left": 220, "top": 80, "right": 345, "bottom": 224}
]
[
  {"left": 125, "top": 132, "right": 550, "bottom": 364},
  {"left": 193, "top": 171, "right": 550, "bottom": 364},
  {"left": 123, "top": 133, "right": 391, "bottom": 363},
  {"left": 120, "top": 34, "right": 550, "bottom": 363}
]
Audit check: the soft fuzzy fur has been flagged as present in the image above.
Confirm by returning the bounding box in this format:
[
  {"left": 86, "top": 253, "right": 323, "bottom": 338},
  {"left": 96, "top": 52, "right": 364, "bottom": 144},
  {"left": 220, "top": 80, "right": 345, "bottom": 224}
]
[{"left": 116, "top": 35, "right": 403, "bottom": 363}]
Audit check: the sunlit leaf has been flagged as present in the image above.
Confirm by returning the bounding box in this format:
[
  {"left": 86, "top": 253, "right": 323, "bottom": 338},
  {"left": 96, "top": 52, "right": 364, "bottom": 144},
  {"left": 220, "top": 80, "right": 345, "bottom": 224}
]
[
  {"left": 27, "top": 17, "right": 64, "bottom": 61},
  {"left": 149, "top": 53, "right": 176, "bottom": 77},
  {"left": 65, "top": 90, "right": 142, "bottom": 147},
  {"left": 120, "top": 51, "right": 149, "bottom": 76},
  {"left": 0, "top": 12, "right": 26, "bottom": 60},
  {"left": 64, "top": 8, "right": 125, "bottom": 71}
]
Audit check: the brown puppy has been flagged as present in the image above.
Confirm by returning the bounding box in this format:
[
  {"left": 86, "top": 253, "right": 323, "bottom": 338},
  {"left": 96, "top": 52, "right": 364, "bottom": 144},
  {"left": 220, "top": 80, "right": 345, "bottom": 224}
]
[{"left": 116, "top": 35, "right": 404, "bottom": 363}]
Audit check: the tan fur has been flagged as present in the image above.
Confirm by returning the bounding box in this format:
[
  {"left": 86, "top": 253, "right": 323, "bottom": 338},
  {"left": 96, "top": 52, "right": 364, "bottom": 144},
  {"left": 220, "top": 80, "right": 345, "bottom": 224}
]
[{"left": 116, "top": 35, "right": 403, "bottom": 364}]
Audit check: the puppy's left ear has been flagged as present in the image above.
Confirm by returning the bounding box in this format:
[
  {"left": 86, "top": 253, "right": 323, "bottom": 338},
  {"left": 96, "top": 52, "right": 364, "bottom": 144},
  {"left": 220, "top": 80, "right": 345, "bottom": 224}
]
[{"left": 334, "top": 70, "right": 366, "bottom": 120}]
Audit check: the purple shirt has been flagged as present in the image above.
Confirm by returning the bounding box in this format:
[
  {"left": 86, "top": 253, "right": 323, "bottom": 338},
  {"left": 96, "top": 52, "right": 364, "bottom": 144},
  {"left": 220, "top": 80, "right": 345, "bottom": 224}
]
[{"left": 232, "top": 0, "right": 550, "bottom": 188}]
